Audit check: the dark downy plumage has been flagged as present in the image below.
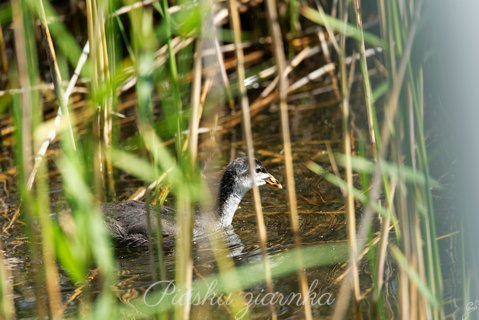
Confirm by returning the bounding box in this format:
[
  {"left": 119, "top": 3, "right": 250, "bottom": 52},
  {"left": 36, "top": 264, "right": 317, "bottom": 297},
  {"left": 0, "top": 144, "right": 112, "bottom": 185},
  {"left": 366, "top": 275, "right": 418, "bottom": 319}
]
[{"left": 102, "top": 157, "right": 282, "bottom": 246}]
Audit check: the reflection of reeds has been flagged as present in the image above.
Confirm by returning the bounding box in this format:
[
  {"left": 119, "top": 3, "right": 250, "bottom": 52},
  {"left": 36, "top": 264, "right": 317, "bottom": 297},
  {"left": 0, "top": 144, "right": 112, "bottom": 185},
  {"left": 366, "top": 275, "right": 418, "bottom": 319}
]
[{"left": 1, "top": 0, "right": 446, "bottom": 318}]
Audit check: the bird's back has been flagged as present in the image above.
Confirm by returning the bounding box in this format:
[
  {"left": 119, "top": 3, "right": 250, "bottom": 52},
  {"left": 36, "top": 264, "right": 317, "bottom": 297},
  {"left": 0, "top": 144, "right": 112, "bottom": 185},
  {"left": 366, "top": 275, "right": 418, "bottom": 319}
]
[{"left": 102, "top": 200, "right": 176, "bottom": 246}]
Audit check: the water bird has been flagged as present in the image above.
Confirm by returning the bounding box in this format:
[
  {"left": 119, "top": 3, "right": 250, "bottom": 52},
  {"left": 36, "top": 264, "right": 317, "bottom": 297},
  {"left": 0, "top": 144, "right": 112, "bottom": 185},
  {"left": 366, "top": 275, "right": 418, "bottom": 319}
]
[{"left": 102, "top": 157, "right": 282, "bottom": 246}]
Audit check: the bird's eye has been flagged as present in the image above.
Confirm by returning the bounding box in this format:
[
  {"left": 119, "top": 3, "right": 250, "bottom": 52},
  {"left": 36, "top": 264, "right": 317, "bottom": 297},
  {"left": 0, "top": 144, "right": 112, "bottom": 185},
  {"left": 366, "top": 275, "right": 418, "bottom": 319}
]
[{"left": 256, "top": 168, "right": 261, "bottom": 173}]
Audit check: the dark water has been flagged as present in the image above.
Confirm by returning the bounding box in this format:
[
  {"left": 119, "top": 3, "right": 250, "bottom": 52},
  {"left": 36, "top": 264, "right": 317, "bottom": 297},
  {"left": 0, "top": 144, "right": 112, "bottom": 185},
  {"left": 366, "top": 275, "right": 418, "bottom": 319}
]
[{"left": 1, "top": 91, "right": 365, "bottom": 318}]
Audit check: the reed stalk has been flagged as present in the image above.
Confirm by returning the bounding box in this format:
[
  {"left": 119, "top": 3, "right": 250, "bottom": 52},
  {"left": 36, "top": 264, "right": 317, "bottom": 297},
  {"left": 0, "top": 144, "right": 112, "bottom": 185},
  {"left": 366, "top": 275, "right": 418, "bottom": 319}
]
[
  {"left": 188, "top": 38, "right": 203, "bottom": 164},
  {"left": 265, "top": 0, "right": 313, "bottom": 319},
  {"left": 352, "top": 0, "right": 377, "bottom": 159},
  {"left": 11, "top": 1, "right": 57, "bottom": 317},
  {"left": 228, "top": 0, "right": 277, "bottom": 318},
  {"left": 0, "top": 25, "right": 7, "bottom": 74},
  {"left": 86, "top": 0, "right": 116, "bottom": 200},
  {"left": 0, "top": 242, "right": 14, "bottom": 319}
]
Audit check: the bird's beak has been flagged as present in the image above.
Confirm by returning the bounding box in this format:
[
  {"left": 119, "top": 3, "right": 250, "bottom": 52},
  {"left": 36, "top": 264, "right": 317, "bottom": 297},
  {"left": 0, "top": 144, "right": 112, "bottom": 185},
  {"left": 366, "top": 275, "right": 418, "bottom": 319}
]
[{"left": 264, "top": 173, "right": 282, "bottom": 189}]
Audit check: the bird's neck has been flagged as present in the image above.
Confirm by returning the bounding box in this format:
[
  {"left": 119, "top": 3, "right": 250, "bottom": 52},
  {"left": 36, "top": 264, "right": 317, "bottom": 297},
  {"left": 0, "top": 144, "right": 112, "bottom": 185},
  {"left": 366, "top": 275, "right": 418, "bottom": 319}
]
[
  {"left": 218, "top": 192, "right": 244, "bottom": 227},
  {"left": 217, "top": 177, "right": 247, "bottom": 227}
]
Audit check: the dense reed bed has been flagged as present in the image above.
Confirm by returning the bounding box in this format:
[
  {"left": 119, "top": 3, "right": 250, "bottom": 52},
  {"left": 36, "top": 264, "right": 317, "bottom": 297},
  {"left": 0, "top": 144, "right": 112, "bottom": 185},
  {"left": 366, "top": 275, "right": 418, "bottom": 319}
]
[{"left": 0, "top": 0, "right": 473, "bottom": 319}]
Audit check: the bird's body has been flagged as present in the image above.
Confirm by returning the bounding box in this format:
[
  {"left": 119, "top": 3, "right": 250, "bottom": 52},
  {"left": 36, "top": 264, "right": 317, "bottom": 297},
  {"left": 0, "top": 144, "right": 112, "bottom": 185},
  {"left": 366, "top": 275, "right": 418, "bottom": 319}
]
[{"left": 102, "top": 157, "right": 282, "bottom": 246}]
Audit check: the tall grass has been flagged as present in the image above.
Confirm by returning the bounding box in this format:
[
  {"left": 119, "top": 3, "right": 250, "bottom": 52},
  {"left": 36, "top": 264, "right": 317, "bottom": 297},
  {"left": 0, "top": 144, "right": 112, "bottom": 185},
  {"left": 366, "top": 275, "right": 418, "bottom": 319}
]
[{"left": 0, "top": 0, "right": 453, "bottom": 319}]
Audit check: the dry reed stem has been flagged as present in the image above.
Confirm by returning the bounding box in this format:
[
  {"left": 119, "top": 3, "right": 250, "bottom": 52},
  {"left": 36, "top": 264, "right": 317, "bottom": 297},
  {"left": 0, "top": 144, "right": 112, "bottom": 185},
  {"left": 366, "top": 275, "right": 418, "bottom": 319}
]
[
  {"left": 85, "top": 0, "right": 103, "bottom": 202},
  {"left": 59, "top": 270, "right": 99, "bottom": 315},
  {"left": 335, "top": 225, "right": 392, "bottom": 283},
  {"left": 376, "top": 180, "right": 397, "bottom": 297},
  {"left": 218, "top": 91, "right": 278, "bottom": 134},
  {"left": 213, "top": 38, "right": 235, "bottom": 111},
  {"left": 87, "top": 0, "right": 116, "bottom": 199},
  {"left": 175, "top": 195, "right": 194, "bottom": 320},
  {"left": 12, "top": 1, "right": 46, "bottom": 318},
  {"left": 0, "top": 242, "right": 14, "bottom": 318},
  {"left": 38, "top": 0, "right": 76, "bottom": 152},
  {"left": 98, "top": 5, "right": 116, "bottom": 199},
  {"left": 26, "top": 42, "right": 89, "bottom": 191},
  {"left": 0, "top": 83, "right": 89, "bottom": 97},
  {"left": 188, "top": 38, "right": 203, "bottom": 164},
  {"left": 119, "top": 8, "right": 227, "bottom": 93},
  {"left": 186, "top": 49, "right": 266, "bottom": 86},
  {"left": 2, "top": 208, "right": 20, "bottom": 233},
  {"left": 336, "top": 0, "right": 361, "bottom": 304},
  {"left": 288, "top": 63, "right": 335, "bottom": 93},
  {"left": 264, "top": 0, "right": 313, "bottom": 318},
  {"left": 261, "top": 45, "right": 321, "bottom": 97},
  {"left": 352, "top": 0, "right": 377, "bottom": 159},
  {"left": 342, "top": 86, "right": 361, "bottom": 303},
  {"left": 113, "top": 0, "right": 159, "bottom": 16},
  {"left": 256, "top": 47, "right": 378, "bottom": 116},
  {"left": 0, "top": 26, "right": 7, "bottom": 74},
  {"left": 309, "top": 4, "right": 340, "bottom": 54},
  {"left": 317, "top": 29, "right": 341, "bottom": 99},
  {"left": 325, "top": 143, "right": 341, "bottom": 182},
  {"left": 33, "top": 1, "right": 71, "bottom": 317},
  {"left": 347, "top": 52, "right": 356, "bottom": 94},
  {"left": 228, "top": 0, "right": 277, "bottom": 318},
  {"left": 128, "top": 168, "right": 172, "bottom": 201}
]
